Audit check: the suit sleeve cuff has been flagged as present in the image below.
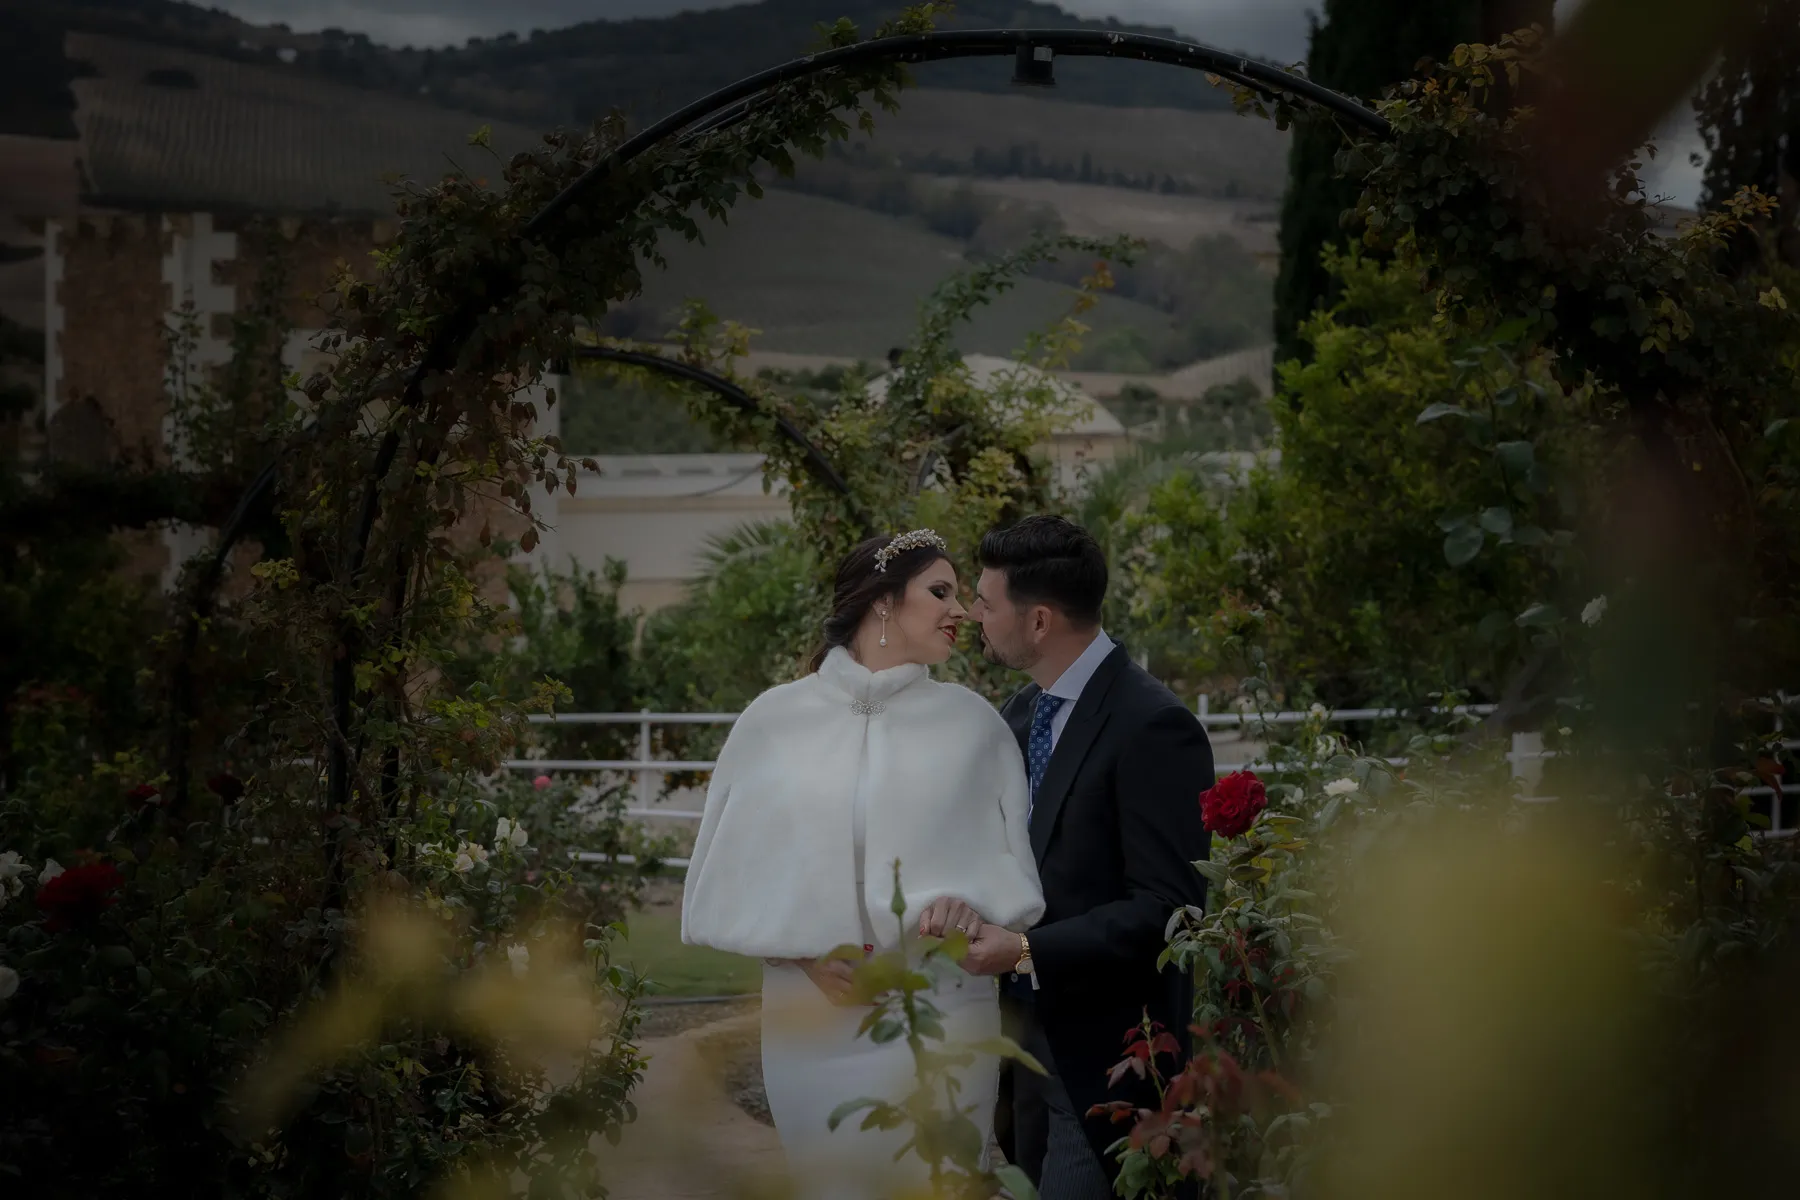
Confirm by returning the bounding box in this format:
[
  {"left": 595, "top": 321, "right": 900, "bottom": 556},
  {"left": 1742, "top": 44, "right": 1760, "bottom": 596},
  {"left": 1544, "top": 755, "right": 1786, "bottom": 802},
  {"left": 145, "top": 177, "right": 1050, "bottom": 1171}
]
[{"left": 1022, "top": 919, "right": 1076, "bottom": 985}]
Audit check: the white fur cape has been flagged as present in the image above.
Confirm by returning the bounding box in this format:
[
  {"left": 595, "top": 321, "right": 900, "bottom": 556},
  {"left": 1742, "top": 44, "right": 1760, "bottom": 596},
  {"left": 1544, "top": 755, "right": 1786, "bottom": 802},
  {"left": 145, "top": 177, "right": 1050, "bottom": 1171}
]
[{"left": 681, "top": 647, "right": 1045, "bottom": 959}]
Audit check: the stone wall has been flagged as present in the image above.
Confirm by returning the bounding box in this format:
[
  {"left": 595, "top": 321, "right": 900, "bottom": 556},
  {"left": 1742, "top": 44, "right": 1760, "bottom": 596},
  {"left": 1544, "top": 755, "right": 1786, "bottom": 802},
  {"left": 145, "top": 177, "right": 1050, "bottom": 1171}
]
[
  {"left": 47, "top": 209, "right": 556, "bottom": 599},
  {"left": 50, "top": 213, "right": 169, "bottom": 459},
  {"left": 49, "top": 213, "right": 173, "bottom": 585}
]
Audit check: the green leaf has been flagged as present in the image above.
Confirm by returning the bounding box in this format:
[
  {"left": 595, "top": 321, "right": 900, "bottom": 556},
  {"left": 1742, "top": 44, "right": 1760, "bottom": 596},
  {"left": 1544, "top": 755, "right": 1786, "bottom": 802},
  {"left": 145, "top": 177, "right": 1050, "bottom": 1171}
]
[
  {"left": 827, "top": 1098, "right": 882, "bottom": 1132},
  {"left": 1444, "top": 523, "right": 1485, "bottom": 566},
  {"left": 1475, "top": 610, "right": 1512, "bottom": 642},
  {"left": 1515, "top": 603, "right": 1561, "bottom": 628},
  {"left": 967, "top": 1037, "right": 1048, "bottom": 1075},
  {"left": 1416, "top": 402, "right": 1471, "bottom": 424},
  {"left": 1493, "top": 316, "right": 1533, "bottom": 343},
  {"left": 1511, "top": 524, "right": 1548, "bottom": 546},
  {"left": 1478, "top": 506, "right": 1514, "bottom": 536},
  {"left": 994, "top": 1164, "right": 1040, "bottom": 1200},
  {"left": 1495, "top": 440, "right": 1536, "bottom": 475},
  {"left": 1193, "top": 859, "right": 1228, "bottom": 886},
  {"left": 97, "top": 945, "right": 136, "bottom": 971}
]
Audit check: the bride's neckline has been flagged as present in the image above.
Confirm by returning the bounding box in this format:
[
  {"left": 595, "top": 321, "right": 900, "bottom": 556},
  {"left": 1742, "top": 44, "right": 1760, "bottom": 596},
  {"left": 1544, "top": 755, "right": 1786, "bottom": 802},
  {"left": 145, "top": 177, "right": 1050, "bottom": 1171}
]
[{"left": 815, "top": 646, "right": 929, "bottom": 708}]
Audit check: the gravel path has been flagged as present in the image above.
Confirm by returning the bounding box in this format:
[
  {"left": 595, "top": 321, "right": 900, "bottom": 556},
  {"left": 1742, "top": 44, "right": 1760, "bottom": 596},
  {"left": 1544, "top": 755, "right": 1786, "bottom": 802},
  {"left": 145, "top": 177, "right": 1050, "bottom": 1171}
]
[{"left": 601, "top": 1007, "right": 785, "bottom": 1200}]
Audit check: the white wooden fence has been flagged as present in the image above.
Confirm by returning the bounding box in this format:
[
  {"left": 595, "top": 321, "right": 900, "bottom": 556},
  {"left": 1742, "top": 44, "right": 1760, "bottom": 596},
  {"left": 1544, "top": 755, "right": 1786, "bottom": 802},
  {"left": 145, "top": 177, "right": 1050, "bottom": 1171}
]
[{"left": 509, "top": 700, "right": 1800, "bottom": 864}]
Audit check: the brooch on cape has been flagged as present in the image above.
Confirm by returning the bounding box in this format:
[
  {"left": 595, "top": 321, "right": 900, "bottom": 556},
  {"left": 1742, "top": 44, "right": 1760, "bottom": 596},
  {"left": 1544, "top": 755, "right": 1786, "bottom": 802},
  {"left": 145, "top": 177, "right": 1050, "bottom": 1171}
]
[{"left": 850, "top": 699, "right": 886, "bottom": 716}]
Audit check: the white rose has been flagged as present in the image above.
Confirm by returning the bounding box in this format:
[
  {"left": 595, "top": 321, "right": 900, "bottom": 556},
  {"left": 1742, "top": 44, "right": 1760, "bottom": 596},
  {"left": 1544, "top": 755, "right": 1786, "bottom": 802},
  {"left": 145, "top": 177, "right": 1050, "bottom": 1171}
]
[
  {"left": 506, "top": 821, "right": 527, "bottom": 849},
  {"left": 1581, "top": 595, "right": 1608, "bottom": 627},
  {"left": 507, "top": 943, "right": 529, "bottom": 978},
  {"left": 0, "top": 965, "right": 17, "bottom": 1001},
  {"left": 0, "top": 851, "right": 28, "bottom": 900},
  {"left": 494, "top": 817, "right": 513, "bottom": 846},
  {"left": 1324, "top": 778, "right": 1359, "bottom": 797},
  {"left": 452, "top": 841, "right": 490, "bottom": 874},
  {"left": 38, "top": 859, "right": 64, "bottom": 885},
  {"left": 1308, "top": 702, "right": 1328, "bottom": 719}
]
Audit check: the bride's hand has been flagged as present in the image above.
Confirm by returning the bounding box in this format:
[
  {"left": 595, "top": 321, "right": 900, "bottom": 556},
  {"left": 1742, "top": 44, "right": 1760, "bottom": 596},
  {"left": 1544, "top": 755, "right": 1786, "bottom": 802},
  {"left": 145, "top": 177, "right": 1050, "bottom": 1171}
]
[
  {"left": 918, "top": 896, "right": 984, "bottom": 941},
  {"left": 796, "top": 957, "right": 859, "bottom": 1005}
]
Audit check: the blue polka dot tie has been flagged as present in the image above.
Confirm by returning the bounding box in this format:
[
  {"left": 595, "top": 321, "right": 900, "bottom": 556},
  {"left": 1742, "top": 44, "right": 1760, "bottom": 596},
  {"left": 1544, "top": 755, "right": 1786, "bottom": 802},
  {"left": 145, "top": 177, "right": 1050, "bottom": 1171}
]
[{"left": 1026, "top": 692, "right": 1066, "bottom": 820}]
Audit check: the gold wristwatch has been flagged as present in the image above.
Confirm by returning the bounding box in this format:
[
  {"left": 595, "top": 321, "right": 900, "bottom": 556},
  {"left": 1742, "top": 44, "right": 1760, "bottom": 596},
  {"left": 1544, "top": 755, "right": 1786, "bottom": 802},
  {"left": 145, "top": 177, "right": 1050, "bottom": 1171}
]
[{"left": 1014, "top": 932, "right": 1033, "bottom": 975}]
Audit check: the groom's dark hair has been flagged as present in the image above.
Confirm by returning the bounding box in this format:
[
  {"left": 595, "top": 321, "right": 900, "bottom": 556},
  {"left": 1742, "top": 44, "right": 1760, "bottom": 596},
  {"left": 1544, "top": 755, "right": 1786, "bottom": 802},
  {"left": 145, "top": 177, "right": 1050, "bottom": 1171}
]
[{"left": 978, "top": 515, "right": 1106, "bottom": 627}]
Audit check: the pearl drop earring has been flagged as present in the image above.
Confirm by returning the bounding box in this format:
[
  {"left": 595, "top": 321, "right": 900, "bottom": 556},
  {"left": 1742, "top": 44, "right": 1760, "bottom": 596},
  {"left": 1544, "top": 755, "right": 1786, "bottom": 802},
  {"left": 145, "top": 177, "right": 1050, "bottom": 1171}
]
[{"left": 879, "top": 610, "right": 889, "bottom": 647}]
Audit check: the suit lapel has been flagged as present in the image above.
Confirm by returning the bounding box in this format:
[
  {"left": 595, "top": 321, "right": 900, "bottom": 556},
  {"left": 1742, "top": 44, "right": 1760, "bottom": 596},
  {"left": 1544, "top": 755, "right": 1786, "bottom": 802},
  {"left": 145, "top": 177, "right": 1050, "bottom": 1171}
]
[
  {"left": 1002, "top": 684, "right": 1038, "bottom": 756},
  {"left": 1028, "top": 644, "right": 1130, "bottom": 862}
]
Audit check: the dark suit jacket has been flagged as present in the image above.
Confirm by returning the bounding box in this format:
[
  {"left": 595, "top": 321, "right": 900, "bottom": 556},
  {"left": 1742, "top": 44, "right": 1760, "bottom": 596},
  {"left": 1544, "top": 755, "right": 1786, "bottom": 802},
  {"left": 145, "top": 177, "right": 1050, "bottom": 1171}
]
[{"left": 997, "top": 641, "right": 1214, "bottom": 1172}]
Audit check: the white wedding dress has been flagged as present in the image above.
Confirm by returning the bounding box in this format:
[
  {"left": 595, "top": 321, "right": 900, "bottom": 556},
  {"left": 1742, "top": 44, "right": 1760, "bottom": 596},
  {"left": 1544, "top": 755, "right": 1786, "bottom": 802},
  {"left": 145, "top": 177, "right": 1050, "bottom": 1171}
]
[{"left": 683, "top": 649, "right": 1044, "bottom": 1200}]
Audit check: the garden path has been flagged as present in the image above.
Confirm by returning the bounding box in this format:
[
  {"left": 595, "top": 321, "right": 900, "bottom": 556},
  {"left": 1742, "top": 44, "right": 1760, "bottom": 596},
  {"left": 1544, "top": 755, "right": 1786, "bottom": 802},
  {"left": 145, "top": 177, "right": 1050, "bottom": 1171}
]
[{"left": 602, "top": 1009, "right": 786, "bottom": 1200}]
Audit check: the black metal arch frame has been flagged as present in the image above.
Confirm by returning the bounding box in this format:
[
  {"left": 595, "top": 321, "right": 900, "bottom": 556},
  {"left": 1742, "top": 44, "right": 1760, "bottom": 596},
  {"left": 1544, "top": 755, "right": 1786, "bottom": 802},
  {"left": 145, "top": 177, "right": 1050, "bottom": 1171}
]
[
  {"left": 570, "top": 346, "right": 859, "bottom": 508},
  {"left": 170, "top": 26, "right": 1389, "bottom": 830}
]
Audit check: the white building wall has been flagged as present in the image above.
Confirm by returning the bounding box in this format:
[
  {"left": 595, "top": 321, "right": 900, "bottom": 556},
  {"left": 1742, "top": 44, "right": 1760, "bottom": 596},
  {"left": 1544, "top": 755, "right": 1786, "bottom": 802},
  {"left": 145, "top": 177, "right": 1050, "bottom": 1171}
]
[
  {"left": 554, "top": 455, "right": 788, "bottom": 612},
  {"left": 159, "top": 213, "right": 240, "bottom": 592}
]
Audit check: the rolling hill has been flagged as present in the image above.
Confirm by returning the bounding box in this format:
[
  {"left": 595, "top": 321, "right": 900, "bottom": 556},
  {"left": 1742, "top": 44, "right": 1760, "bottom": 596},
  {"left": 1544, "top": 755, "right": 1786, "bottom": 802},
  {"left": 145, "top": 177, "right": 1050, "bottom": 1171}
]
[
  {"left": 836, "top": 86, "right": 1290, "bottom": 201},
  {"left": 405, "top": 0, "right": 1254, "bottom": 129},
  {"left": 1, "top": 0, "right": 1292, "bottom": 203},
  {"left": 616, "top": 188, "right": 1177, "bottom": 358},
  {"left": 1, "top": 0, "right": 1272, "bottom": 139},
  {"left": 0, "top": 0, "right": 1282, "bottom": 371}
]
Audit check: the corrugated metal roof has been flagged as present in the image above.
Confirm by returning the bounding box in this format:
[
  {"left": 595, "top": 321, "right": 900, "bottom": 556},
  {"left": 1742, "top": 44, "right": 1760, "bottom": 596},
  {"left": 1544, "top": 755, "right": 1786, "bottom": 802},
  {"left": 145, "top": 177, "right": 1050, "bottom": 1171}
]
[
  {"left": 67, "top": 32, "right": 543, "bottom": 216},
  {"left": 1166, "top": 344, "right": 1274, "bottom": 394}
]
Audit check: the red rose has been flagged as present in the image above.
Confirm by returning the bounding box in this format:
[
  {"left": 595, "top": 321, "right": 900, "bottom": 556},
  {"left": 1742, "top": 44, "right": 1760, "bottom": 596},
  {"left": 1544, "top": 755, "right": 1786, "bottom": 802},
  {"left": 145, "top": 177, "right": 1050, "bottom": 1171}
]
[
  {"left": 126, "top": 783, "right": 162, "bottom": 812},
  {"left": 206, "top": 773, "right": 245, "bottom": 804},
  {"left": 36, "top": 862, "right": 124, "bottom": 932},
  {"left": 1201, "top": 771, "right": 1267, "bottom": 839}
]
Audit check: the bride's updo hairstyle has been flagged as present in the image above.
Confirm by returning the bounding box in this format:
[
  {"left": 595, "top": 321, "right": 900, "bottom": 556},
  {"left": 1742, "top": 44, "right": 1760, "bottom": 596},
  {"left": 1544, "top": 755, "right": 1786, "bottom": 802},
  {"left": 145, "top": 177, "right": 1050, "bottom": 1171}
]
[{"left": 807, "top": 532, "right": 953, "bottom": 673}]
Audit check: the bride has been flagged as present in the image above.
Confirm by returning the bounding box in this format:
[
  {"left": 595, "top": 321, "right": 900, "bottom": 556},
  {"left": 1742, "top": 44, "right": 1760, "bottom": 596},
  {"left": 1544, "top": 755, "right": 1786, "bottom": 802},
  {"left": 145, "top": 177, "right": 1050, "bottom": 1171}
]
[{"left": 682, "top": 529, "right": 1045, "bottom": 1200}]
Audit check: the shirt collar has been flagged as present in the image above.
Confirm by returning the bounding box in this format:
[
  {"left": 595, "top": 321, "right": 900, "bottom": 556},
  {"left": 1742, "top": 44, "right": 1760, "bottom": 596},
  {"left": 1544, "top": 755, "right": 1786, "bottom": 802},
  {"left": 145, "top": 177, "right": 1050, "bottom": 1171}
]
[{"left": 1044, "top": 629, "right": 1114, "bottom": 705}]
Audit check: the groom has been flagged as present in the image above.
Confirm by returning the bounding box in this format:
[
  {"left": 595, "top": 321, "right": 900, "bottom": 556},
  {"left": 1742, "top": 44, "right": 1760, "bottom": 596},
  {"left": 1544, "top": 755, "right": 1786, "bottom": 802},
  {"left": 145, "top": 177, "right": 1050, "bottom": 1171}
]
[{"left": 960, "top": 515, "right": 1214, "bottom": 1199}]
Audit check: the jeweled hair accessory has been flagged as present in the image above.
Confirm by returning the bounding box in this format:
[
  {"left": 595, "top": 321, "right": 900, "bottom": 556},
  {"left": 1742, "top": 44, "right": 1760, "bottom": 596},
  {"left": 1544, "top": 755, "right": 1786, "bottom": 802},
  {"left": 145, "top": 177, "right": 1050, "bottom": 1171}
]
[{"left": 873, "top": 528, "right": 948, "bottom": 572}]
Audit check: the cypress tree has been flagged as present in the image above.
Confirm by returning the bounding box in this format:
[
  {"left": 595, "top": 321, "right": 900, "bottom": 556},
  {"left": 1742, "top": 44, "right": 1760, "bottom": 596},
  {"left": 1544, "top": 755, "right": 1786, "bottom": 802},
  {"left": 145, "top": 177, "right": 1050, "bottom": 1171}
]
[{"left": 1273, "top": 1, "right": 1555, "bottom": 367}]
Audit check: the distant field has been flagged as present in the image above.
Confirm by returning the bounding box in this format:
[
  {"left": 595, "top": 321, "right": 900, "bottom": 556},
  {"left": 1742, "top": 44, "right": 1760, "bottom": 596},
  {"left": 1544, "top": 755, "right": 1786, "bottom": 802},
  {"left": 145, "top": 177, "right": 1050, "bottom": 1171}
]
[
  {"left": 630, "top": 190, "right": 1177, "bottom": 358},
  {"left": 933, "top": 177, "right": 1281, "bottom": 258},
  {"left": 855, "top": 89, "right": 1292, "bottom": 202}
]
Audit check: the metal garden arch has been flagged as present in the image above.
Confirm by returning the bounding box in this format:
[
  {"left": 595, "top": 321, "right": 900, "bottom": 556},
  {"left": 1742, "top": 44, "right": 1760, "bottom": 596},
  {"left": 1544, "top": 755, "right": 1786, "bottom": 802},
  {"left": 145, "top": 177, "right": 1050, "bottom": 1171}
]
[{"left": 171, "top": 26, "right": 1390, "bottom": 829}]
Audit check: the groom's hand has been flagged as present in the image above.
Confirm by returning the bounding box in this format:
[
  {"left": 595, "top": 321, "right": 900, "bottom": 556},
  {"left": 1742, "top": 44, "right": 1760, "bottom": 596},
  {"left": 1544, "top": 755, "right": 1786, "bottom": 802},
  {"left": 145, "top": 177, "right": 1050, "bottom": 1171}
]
[{"left": 961, "top": 926, "right": 1024, "bottom": 976}]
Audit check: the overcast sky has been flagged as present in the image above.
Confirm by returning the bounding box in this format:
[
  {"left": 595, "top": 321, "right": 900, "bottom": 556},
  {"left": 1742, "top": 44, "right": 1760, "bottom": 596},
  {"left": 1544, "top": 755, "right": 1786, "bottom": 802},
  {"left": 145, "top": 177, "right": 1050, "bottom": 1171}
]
[{"left": 210, "top": 0, "right": 1701, "bottom": 204}]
